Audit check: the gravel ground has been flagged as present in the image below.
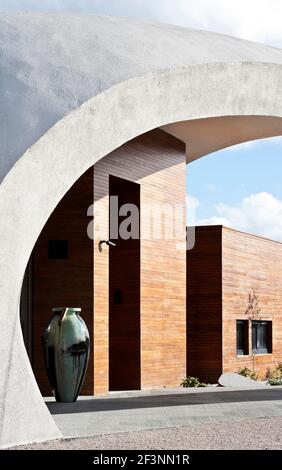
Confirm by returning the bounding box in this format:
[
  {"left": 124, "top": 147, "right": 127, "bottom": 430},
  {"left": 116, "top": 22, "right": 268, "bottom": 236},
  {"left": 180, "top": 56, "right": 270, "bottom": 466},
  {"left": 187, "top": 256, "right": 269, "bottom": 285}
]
[{"left": 10, "top": 416, "right": 282, "bottom": 450}]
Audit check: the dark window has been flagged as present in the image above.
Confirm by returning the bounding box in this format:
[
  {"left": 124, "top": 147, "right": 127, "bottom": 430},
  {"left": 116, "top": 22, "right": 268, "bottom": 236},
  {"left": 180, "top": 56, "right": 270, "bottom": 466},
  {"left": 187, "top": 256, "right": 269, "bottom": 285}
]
[
  {"left": 48, "top": 240, "right": 68, "bottom": 259},
  {"left": 113, "top": 288, "right": 122, "bottom": 304},
  {"left": 252, "top": 320, "right": 272, "bottom": 354},
  {"left": 236, "top": 320, "right": 249, "bottom": 355}
]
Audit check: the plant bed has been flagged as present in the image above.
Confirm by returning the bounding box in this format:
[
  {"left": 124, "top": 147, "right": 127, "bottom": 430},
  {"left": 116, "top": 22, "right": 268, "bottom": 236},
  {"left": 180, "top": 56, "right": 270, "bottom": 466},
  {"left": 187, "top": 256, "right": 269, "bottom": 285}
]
[{"left": 180, "top": 376, "right": 208, "bottom": 388}]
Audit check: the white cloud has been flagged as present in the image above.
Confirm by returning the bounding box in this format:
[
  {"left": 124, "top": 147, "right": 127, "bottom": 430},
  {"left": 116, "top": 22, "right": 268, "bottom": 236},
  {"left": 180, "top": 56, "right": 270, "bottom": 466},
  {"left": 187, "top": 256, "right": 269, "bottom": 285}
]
[
  {"left": 197, "top": 192, "right": 282, "bottom": 241},
  {"left": 162, "top": 0, "right": 282, "bottom": 47},
  {"left": 0, "top": 0, "right": 282, "bottom": 47}
]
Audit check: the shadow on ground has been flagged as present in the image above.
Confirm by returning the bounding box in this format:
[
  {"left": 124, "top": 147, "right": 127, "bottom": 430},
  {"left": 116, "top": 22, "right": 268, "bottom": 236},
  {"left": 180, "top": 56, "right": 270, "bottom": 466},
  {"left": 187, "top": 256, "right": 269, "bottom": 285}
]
[{"left": 47, "top": 388, "right": 282, "bottom": 415}]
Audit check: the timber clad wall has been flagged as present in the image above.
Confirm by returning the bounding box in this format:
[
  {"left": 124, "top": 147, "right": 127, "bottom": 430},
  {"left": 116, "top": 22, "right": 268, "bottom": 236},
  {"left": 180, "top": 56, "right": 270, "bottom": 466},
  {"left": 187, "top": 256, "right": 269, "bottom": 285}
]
[
  {"left": 222, "top": 227, "right": 282, "bottom": 377},
  {"left": 32, "top": 168, "right": 94, "bottom": 396},
  {"left": 30, "top": 128, "right": 186, "bottom": 395},
  {"left": 187, "top": 225, "right": 282, "bottom": 382},
  {"left": 25, "top": 134, "right": 282, "bottom": 391},
  {"left": 94, "top": 129, "right": 186, "bottom": 393}
]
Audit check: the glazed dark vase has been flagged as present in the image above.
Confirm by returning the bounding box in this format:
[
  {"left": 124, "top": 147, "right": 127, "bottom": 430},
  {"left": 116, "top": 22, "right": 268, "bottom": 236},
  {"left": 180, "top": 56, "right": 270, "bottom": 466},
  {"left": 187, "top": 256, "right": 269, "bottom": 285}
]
[{"left": 42, "top": 307, "right": 90, "bottom": 403}]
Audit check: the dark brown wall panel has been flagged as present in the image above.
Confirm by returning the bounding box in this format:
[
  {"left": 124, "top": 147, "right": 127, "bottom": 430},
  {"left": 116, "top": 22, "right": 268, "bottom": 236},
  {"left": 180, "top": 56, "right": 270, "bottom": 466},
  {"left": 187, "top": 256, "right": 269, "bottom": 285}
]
[
  {"left": 186, "top": 225, "right": 223, "bottom": 383},
  {"left": 109, "top": 176, "right": 141, "bottom": 390},
  {"left": 32, "top": 167, "right": 94, "bottom": 396}
]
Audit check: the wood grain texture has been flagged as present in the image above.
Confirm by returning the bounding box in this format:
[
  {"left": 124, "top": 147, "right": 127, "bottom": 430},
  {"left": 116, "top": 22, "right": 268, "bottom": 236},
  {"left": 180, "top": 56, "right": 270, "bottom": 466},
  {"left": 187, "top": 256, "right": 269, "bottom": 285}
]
[
  {"left": 24, "top": 129, "right": 186, "bottom": 396},
  {"left": 187, "top": 225, "right": 282, "bottom": 382},
  {"left": 94, "top": 129, "right": 186, "bottom": 392},
  {"left": 32, "top": 167, "right": 94, "bottom": 396},
  {"left": 222, "top": 226, "right": 282, "bottom": 378}
]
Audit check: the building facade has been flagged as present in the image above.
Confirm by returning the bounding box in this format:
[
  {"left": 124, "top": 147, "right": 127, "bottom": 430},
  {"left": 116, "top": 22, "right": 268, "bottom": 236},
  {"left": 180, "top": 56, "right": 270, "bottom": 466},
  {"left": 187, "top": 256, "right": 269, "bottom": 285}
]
[
  {"left": 1, "top": 12, "right": 282, "bottom": 448},
  {"left": 20, "top": 129, "right": 187, "bottom": 397},
  {"left": 187, "top": 225, "right": 282, "bottom": 382}
]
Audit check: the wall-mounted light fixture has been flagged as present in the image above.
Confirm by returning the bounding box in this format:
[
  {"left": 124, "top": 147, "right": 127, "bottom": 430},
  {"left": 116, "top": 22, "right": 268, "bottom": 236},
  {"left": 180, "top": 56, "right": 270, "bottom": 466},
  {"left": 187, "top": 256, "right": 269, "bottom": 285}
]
[{"left": 98, "top": 240, "right": 116, "bottom": 252}]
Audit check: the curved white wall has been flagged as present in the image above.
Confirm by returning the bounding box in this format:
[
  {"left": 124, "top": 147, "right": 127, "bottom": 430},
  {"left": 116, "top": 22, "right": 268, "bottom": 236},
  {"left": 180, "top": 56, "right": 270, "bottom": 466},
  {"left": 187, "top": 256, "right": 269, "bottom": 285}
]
[{"left": 0, "top": 61, "right": 282, "bottom": 448}]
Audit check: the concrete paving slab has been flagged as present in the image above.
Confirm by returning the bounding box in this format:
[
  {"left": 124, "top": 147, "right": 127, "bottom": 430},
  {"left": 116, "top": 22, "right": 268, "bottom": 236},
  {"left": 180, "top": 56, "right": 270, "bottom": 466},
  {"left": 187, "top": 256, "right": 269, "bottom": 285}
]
[
  {"left": 45, "top": 386, "right": 282, "bottom": 439},
  {"left": 219, "top": 372, "right": 267, "bottom": 387}
]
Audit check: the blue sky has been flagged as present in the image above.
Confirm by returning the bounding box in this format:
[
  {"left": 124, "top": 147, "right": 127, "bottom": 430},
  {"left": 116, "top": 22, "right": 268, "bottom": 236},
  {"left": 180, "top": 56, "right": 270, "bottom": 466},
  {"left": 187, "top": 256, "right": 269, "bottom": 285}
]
[
  {"left": 187, "top": 138, "right": 282, "bottom": 241},
  {"left": 1, "top": 0, "right": 282, "bottom": 240}
]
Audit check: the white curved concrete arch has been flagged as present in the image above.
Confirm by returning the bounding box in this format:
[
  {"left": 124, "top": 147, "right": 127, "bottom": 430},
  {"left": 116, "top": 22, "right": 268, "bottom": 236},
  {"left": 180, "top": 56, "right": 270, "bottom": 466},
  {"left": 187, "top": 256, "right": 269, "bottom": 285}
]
[
  {"left": 1, "top": 15, "right": 282, "bottom": 448},
  {"left": 163, "top": 115, "right": 282, "bottom": 162},
  {"left": 1, "top": 13, "right": 282, "bottom": 182}
]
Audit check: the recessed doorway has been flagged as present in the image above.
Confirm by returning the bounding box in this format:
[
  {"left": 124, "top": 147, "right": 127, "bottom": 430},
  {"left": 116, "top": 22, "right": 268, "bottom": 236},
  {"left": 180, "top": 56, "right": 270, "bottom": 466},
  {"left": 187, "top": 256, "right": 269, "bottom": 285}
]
[{"left": 109, "top": 175, "right": 141, "bottom": 391}]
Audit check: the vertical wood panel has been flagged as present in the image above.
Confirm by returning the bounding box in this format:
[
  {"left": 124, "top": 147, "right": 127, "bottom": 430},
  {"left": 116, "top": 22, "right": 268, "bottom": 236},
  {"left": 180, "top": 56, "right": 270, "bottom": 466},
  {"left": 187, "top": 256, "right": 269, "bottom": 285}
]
[
  {"left": 94, "top": 129, "right": 186, "bottom": 391},
  {"left": 186, "top": 226, "right": 223, "bottom": 383},
  {"left": 93, "top": 169, "right": 109, "bottom": 395}
]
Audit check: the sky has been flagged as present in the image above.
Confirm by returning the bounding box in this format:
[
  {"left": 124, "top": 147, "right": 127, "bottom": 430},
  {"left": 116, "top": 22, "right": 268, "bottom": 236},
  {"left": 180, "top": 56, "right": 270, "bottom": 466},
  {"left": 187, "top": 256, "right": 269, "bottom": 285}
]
[{"left": 1, "top": 0, "right": 282, "bottom": 240}]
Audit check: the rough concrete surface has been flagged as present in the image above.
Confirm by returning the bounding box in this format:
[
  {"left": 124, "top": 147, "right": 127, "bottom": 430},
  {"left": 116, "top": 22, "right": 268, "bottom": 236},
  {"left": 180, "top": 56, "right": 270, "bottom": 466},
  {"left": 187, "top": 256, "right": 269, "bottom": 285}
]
[
  {"left": 42, "top": 387, "right": 282, "bottom": 440},
  {"left": 1, "top": 13, "right": 282, "bottom": 181},
  {"left": 11, "top": 386, "right": 282, "bottom": 450},
  {"left": 1, "top": 13, "right": 282, "bottom": 448},
  {"left": 10, "top": 416, "right": 282, "bottom": 450},
  {"left": 218, "top": 372, "right": 267, "bottom": 387}
]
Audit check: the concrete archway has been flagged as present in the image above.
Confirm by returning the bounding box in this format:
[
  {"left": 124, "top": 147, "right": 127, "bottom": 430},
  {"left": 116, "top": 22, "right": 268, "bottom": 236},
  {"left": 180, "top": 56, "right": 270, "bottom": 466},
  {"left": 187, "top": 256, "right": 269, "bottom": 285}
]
[{"left": 0, "top": 14, "right": 282, "bottom": 448}]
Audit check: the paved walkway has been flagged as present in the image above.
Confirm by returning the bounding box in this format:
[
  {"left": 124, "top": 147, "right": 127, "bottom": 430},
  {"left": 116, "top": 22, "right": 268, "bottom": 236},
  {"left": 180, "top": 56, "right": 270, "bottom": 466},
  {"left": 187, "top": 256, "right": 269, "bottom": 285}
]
[{"left": 45, "top": 386, "right": 282, "bottom": 439}]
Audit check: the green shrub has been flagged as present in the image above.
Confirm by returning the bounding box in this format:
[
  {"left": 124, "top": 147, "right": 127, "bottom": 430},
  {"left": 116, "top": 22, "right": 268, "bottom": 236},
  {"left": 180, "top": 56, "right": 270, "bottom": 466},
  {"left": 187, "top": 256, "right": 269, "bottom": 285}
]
[
  {"left": 267, "top": 362, "right": 282, "bottom": 385},
  {"left": 268, "top": 377, "right": 282, "bottom": 386},
  {"left": 237, "top": 367, "right": 257, "bottom": 380},
  {"left": 181, "top": 376, "right": 207, "bottom": 388},
  {"left": 266, "top": 368, "right": 278, "bottom": 380}
]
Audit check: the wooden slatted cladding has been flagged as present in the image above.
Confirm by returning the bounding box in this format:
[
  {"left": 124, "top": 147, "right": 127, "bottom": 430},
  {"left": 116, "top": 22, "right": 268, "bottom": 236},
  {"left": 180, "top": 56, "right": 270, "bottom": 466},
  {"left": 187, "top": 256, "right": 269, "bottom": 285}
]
[
  {"left": 187, "top": 225, "right": 282, "bottom": 383},
  {"left": 31, "top": 167, "right": 94, "bottom": 396},
  {"left": 94, "top": 129, "right": 186, "bottom": 393},
  {"left": 222, "top": 226, "right": 282, "bottom": 377},
  {"left": 22, "top": 128, "right": 186, "bottom": 396}
]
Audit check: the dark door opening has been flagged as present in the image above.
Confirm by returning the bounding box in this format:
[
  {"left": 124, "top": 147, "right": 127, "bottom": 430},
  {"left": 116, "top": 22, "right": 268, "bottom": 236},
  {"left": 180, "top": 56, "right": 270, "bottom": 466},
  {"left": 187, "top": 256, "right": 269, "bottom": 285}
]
[{"left": 109, "top": 175, "right": 141, "bottom": 391}]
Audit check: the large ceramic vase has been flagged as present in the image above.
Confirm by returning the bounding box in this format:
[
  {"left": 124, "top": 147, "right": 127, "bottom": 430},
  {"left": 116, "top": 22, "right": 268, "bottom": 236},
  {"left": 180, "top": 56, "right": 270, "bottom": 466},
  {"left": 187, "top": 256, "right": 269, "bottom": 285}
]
[{"left": 42, "top": 307, "right": 90, "bottom": 403}]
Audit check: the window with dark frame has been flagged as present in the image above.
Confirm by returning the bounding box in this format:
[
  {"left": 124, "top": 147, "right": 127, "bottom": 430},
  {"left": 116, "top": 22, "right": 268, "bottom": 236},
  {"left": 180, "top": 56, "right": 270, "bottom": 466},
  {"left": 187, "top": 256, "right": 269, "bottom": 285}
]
[
  {"left": 252, "top": 320, "right": 272, "bottom": 354},
  {"left": 236, "top": 320, "right": 249, "bottom": 355}
]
